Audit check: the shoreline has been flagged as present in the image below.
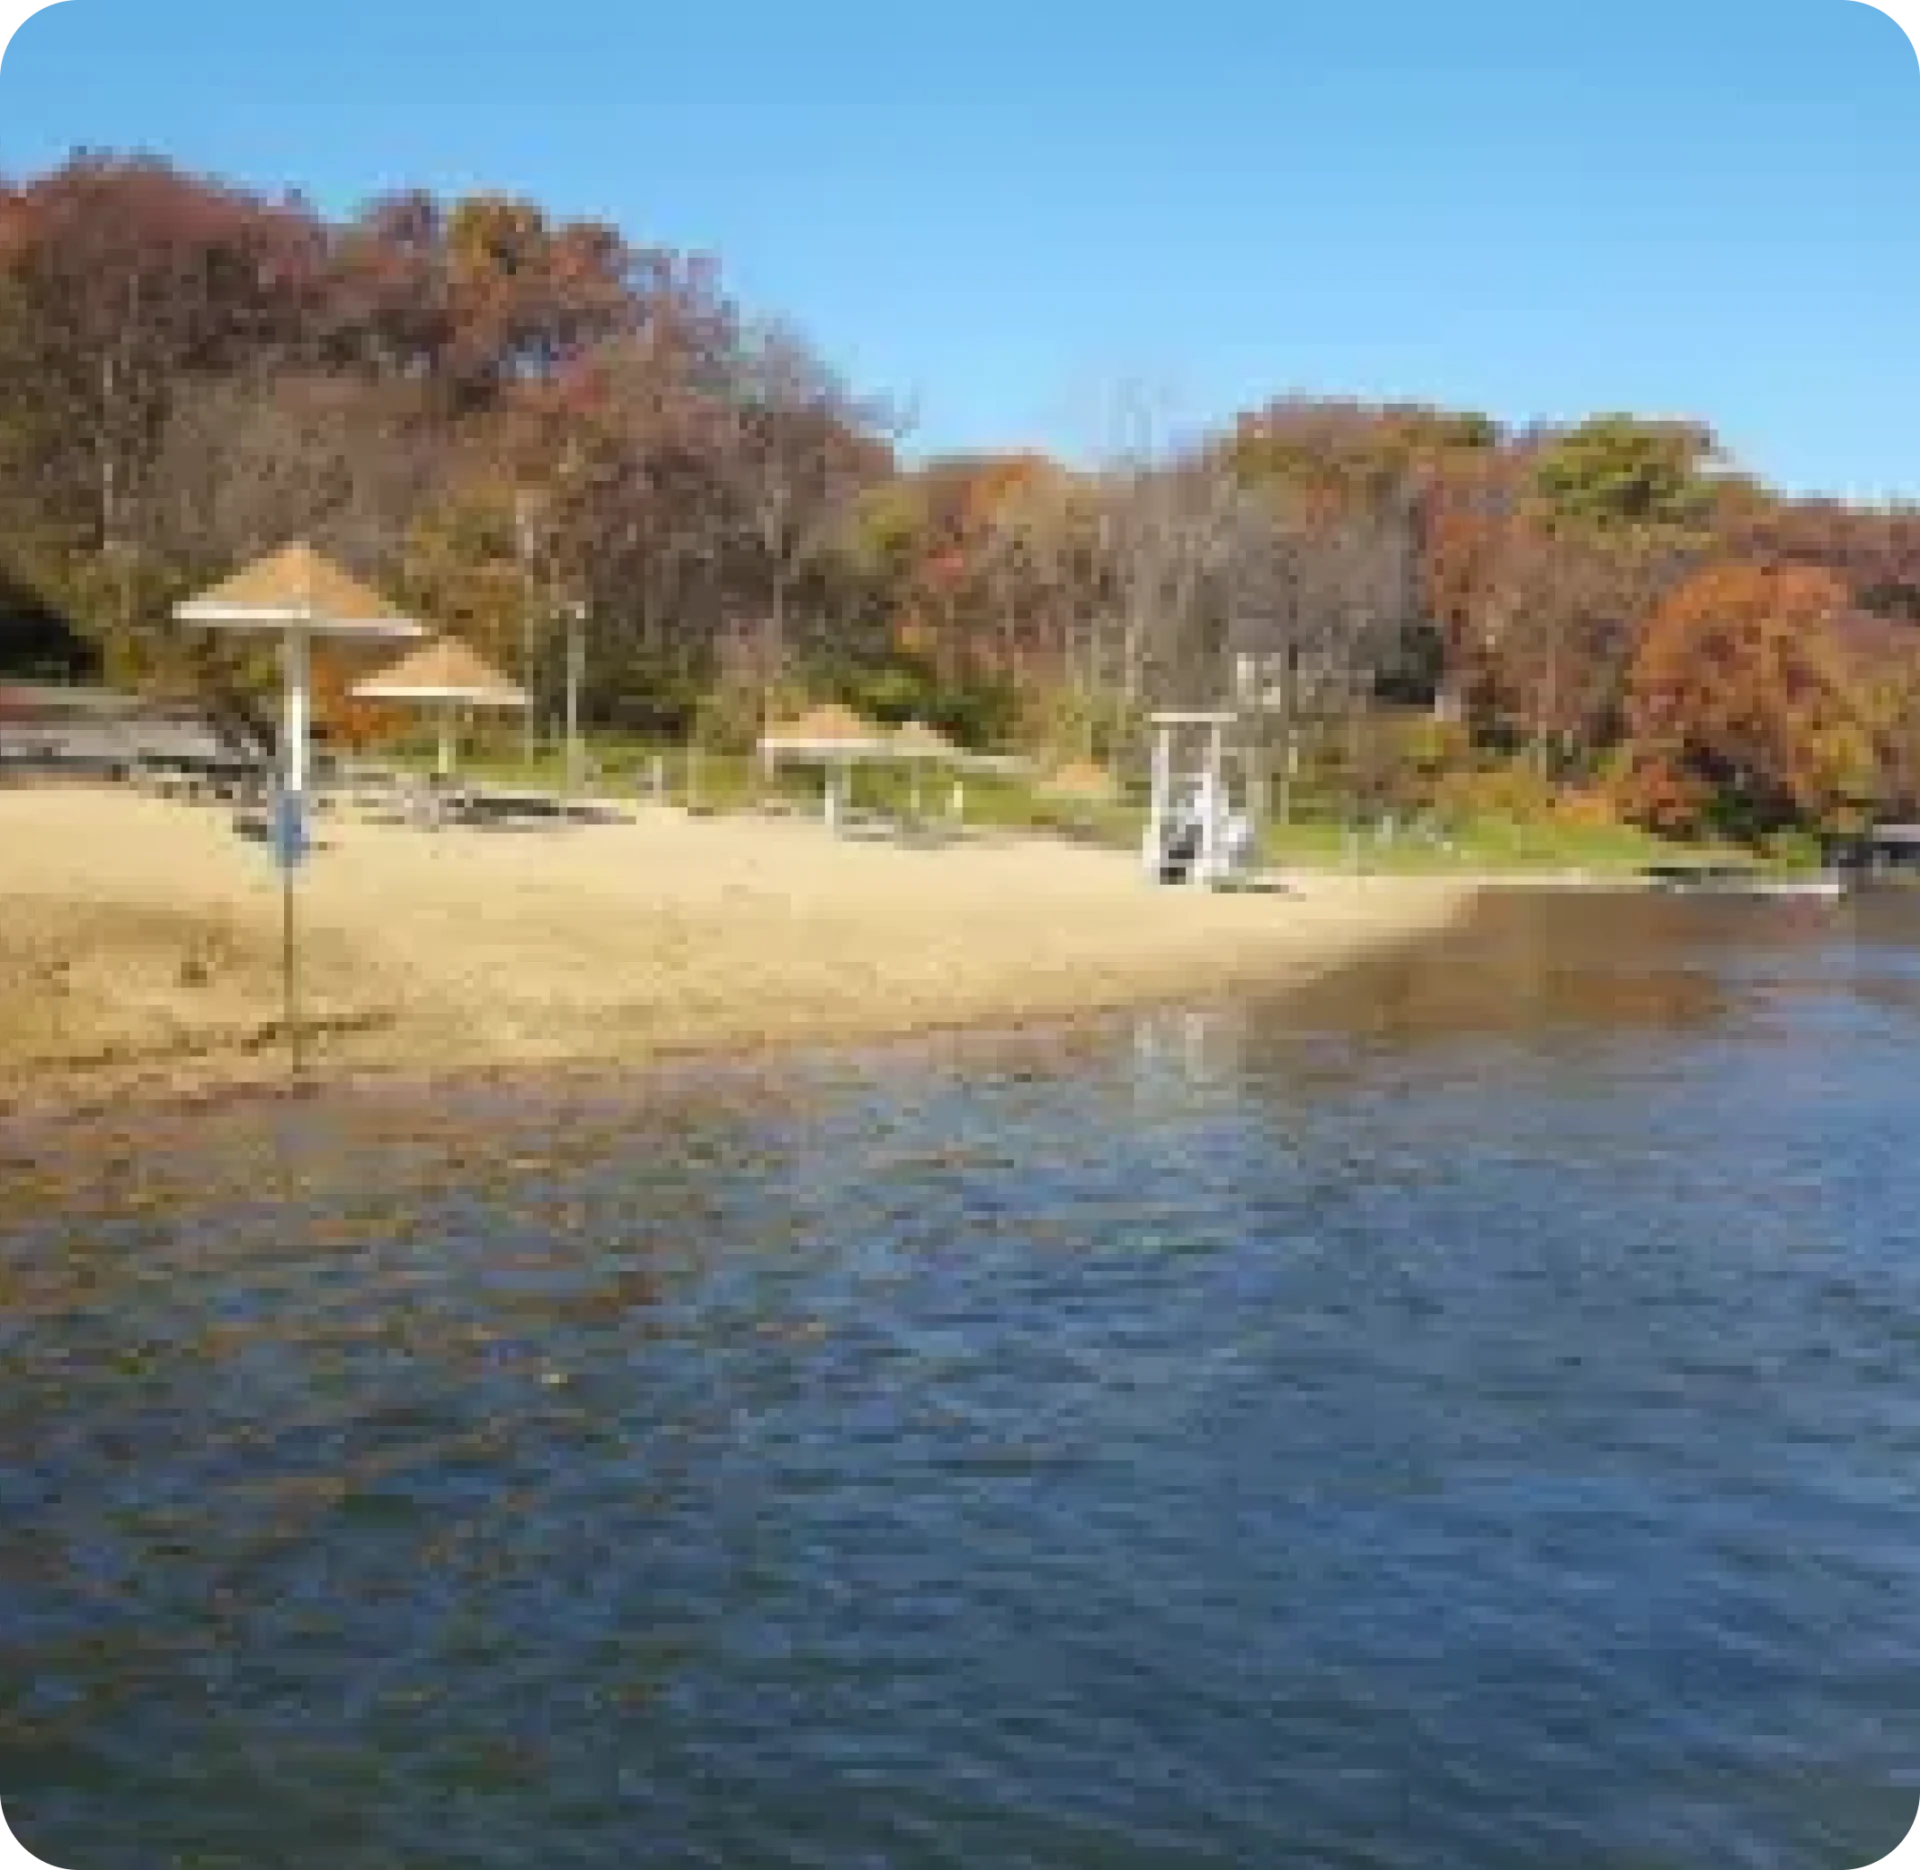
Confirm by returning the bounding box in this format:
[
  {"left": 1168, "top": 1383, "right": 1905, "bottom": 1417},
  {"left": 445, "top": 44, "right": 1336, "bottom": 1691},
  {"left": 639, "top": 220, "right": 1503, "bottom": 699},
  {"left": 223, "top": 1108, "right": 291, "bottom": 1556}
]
[
  {"left": 0, "top": 787, "right": 1480, "bottom": 1123},
  {"left": 0, "top": 942, "right": 1429, "bottom": 1131}
]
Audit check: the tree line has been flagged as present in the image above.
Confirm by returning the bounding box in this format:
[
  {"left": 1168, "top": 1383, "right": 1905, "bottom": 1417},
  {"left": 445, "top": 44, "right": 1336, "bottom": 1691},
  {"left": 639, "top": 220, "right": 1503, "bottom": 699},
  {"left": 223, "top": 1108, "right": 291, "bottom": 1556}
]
[{"left": 4, "top": 151, "right": 1920, "bottom": 842}]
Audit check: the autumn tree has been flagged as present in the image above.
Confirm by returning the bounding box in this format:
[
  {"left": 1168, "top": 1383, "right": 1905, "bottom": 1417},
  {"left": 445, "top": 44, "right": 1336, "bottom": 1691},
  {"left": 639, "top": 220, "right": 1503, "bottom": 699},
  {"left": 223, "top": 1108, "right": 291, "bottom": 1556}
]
[
  {"left": 8, "top": 147, "right": 1919, "bottom": 849},
  {"left": 152, "top": 367, "right": 440, "bottom": 578},
  {"left": 716, "top": 321, "right": 895, "bottom": 718},
  {"left": 1620, "top": 562, "right": 1874, "bottom": 836},
  {"left": 1224, "top": 397, "right": 1497, "bottom": 516},
  {"left": 1463, "top": 520, "right": 1701, "bottom": 778},
  {"left": 0, "top": 155, "right": 323, "bottom": 638},
  {"left": 1531, "top": 414, "right": 1721, "bottom": 538}
]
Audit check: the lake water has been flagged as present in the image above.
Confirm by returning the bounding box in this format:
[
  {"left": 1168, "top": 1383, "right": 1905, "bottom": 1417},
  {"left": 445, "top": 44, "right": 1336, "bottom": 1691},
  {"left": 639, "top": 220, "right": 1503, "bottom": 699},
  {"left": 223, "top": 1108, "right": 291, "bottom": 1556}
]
[{"left": 3, "top": 889, "right": 1919, "bottom": 1869}]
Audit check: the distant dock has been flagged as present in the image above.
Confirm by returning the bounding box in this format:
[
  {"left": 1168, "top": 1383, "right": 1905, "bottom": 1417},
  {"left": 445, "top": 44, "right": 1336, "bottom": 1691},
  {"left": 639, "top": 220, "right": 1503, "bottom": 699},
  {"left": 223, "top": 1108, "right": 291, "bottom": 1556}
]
[{"left": 1640, "top": 863, "right": 1847, "bottom": 901}]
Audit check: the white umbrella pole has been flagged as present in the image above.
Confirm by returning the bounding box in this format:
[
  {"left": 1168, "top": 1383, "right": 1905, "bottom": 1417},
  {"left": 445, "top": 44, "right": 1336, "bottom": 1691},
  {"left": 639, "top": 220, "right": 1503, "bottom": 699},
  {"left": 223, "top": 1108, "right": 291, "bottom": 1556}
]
[
  {"left": 437, "top": 704, "right": 455, "bottom": 779},
  {"left": 278, "top": 625, "right": 309, "bottom": 1089},
  {"left": 283, "top": 626, "right": 310, "bottom": 797}
]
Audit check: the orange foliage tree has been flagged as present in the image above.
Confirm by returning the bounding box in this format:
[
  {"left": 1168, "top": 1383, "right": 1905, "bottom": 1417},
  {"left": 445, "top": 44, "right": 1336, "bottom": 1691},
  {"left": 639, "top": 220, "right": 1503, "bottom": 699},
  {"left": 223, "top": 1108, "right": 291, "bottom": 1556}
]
[
  {"left": 1619, "top": 562, "right": 1874, "bottom": 836},
  {"left": 308, "top": 642, "right": 405, "bottom": 754}
]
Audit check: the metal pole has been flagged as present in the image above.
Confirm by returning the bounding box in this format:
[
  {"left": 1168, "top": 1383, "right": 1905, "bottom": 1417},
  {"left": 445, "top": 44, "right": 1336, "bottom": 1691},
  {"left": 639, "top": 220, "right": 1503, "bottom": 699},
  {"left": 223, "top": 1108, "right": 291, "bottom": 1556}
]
[
  {"left": 1145, "top": 723, "right": 1171, "bottom": 879},
  {"left": 564, "top": 602, "right": 585, "bottom": 798},
  {"left": 1346, "top": 666, "right": 1366, "bottom": 872},
  {"left": 1277, "top": 644, "right": 1299, "bottom": 828},
  {"left": 284, "top": 627, "right": 310, "bottom": 798},
  {"left": 516, "top": 491, "right": 537, "bottom": 770},
  {"left": 1200, "top": 720, "right": 1225, "bottom": 882},
  {"left": 282, "top": 857, "right": 303, "bottom": 1085}
]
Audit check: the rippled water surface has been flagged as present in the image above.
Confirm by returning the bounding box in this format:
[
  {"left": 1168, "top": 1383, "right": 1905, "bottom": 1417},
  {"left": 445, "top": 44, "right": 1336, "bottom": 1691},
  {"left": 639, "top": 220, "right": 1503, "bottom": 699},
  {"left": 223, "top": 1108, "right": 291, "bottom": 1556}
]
[{"left": 4, "top": 890, "right": 1920, "bottom": 1868}]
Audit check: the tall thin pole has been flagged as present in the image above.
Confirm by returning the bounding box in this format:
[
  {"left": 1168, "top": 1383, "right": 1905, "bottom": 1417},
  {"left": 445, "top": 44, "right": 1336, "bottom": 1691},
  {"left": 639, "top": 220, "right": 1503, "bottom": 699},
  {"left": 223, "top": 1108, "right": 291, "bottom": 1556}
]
[
  {"left": 1345, "top": 663, "right": 1366, "bottom": 872},
  {"left": 272, "top": 778, "right": 305, "bottom": 1091},
  {"left": 279, "top": 623, "right": 310, "bottom": 1088},
  {"left": 281, "top": 856, "right": 303, "bottom": 1086},
  {"left": 563, "top": 601, "right": 585, "bottom": 798},
  {"left": 1277, "top": 644, "right": 1299, "bottom": 829},
  {"left": 284, "top": 627, "right": 310, "bottom": 797},
  {"left": 516, "top": 491, "right": 537, "bottom": 771},
  {"left": 1145, "top": 722, "right": 1171, "bottom": 879}
]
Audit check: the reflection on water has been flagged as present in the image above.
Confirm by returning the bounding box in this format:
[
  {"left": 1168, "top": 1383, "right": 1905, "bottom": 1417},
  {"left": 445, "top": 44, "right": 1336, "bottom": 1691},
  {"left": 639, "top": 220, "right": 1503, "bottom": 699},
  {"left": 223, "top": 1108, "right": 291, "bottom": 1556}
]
[{"left": 4, "top": 890, "right": 1920, "bottom": 1868}]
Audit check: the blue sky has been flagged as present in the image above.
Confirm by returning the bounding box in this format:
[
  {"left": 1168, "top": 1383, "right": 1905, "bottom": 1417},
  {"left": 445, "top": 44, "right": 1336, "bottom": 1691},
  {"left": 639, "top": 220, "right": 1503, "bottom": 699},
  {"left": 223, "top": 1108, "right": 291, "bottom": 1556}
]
[{"left": 1, "top": 0, "right": 1915, "bottom": 498}]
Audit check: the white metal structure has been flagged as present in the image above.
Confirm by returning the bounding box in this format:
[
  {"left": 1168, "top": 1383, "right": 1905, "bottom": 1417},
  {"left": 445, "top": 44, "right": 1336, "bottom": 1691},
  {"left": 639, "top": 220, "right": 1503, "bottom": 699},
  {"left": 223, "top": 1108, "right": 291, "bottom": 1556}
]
[
  {"left": 1143, "top": 709, "right": 1253, "bottom": 886},
  {"left": 174, "top": 542, "right": 424, "bottom": 798}
]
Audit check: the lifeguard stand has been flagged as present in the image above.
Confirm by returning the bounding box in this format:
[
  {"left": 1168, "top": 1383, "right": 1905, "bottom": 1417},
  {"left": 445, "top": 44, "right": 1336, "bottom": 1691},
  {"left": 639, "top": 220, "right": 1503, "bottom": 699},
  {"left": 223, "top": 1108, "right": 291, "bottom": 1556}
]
[{"left": 1143, "top": 709, "right": 1250, "bottom": 886}]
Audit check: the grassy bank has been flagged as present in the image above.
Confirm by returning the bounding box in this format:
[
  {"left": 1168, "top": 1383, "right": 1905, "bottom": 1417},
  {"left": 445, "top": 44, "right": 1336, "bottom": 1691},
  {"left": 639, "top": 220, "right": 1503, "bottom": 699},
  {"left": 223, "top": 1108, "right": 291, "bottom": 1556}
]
[{"left": 364, "top": 730, "right": 1774, "bottom": 877}]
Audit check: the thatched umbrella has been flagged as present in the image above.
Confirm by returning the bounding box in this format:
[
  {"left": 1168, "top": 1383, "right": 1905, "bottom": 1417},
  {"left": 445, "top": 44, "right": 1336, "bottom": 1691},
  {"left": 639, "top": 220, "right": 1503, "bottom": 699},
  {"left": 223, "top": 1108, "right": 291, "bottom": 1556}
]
[
  {"left": 1039, "top": 759, "right": 1121, "bottom": 805},
  {"left": 173, "top": 542, "right": 423, "bottom": 797},
  {"left": 351, "top": 635, "right": 528, "bottom": 779},
  {"left": 758, "top": 703, "right": 893, "bottom": 829}
]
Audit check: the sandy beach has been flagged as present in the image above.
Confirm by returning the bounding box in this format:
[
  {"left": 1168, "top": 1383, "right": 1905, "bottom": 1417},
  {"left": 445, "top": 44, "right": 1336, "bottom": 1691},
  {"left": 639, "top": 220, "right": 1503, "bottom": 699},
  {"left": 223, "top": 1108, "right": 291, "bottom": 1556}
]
[{"left": 0, "top": 785, "right": 1475, "bottom": 1113}]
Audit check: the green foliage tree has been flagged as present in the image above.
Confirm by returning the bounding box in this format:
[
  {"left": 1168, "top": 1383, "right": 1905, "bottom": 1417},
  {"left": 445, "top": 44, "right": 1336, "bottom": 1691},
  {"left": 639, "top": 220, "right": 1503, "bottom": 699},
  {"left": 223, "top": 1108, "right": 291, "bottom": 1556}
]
[{"left": 1531, "top": 414, "right": 1720, "bottom": 538}]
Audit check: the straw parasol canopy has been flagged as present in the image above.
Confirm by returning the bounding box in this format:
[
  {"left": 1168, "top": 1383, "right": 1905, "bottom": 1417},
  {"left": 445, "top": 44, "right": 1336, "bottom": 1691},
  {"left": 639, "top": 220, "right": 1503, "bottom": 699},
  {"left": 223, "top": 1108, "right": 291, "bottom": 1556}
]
[
  {"left": 889, "top": 718, "right": 962, "bottom": 761},
  {"left": 173, "top": 541, "right": 423, "bottom": 795},
  {"left": 176, "top": 542, "right": 418, "bottom": 633},
  {"left": 352, "top": 635, "right": 527, "bottom": 777},
  {"left": 1039, "top": 759, "right": 1121, "bottom": 804},
  {"left": 758, "top": 702, "right": 892, "bottom": 758},
  {"left": 758, "top": 703, "right": 892, "bottom": 829}
]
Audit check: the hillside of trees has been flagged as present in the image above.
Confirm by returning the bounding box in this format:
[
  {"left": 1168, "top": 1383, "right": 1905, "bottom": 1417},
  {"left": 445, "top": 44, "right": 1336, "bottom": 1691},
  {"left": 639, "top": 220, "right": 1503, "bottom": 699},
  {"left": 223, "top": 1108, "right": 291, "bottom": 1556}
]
[{"left": 5, "top": 152, "right": 1920, "bottom": 845}]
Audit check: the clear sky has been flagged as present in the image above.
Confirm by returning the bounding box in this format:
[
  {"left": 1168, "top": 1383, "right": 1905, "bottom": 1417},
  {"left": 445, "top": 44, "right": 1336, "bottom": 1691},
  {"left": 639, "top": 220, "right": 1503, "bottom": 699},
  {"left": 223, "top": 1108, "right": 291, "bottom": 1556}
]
[{"left": 1, "top": 0, "right": 1915, "bottom": 498}]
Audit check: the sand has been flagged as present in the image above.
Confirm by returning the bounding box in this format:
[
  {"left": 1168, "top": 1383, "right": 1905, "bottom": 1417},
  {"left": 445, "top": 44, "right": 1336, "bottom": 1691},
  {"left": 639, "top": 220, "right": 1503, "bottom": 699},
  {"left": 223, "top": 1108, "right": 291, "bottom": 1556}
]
[{"left": 0, "top": 785, "right": 1475, "bottom": 1113}]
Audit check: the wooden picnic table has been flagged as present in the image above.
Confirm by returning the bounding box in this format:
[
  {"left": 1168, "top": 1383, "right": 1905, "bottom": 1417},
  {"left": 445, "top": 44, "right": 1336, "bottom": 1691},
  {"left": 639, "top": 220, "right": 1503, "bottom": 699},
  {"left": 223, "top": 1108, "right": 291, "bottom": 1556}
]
[
  {"left": 458, "top": 785, "right": 568, "bottom": 822},
  {"left": 139, "top": 757, "right": 269, "bottom": 804}
]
